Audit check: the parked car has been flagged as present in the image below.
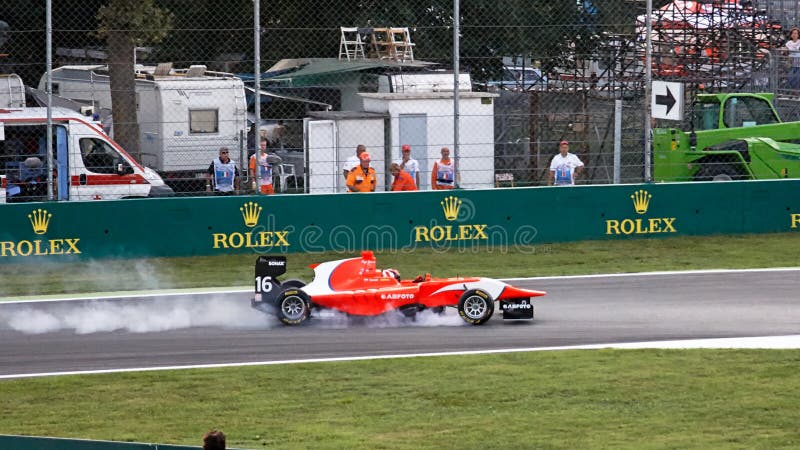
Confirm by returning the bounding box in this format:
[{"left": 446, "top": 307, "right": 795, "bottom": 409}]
[{"left": 486, "top": 66, "right": 548, "bottom": 91}]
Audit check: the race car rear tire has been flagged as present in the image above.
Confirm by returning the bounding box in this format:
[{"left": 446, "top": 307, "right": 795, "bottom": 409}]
[
  {"left": 281, "top": 279, "right": 306, "bottom": 288},
  {"left": 276, "top": 289, "right": 311, "bottom": 325},
  {"left": 458, "top": 289, "right": 494, "bottom": 325}
]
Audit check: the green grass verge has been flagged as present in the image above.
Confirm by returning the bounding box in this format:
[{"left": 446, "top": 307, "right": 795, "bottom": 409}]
[
  {"left": 3, "top": 233, "right": 800, "bottom": 298},
  {"left": 2, "top": 350, "right": 800, "bottom": 449}
]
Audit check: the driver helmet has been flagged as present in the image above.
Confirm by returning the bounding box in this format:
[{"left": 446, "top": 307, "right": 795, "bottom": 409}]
[{"left": 381, "top": 268, "right": 401, "bottom": 281}]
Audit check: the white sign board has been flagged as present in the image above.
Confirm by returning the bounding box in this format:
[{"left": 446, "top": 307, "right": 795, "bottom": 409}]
[{"left": 651, "top": 81, "right": 684, "bottom": 121}]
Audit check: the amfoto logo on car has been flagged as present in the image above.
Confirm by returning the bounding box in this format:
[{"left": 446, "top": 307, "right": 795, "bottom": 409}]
[
  {"left": 0, "top": 209, "right": 82, "bottom": 257},
  {"left": 380, "top": 293, "right": 415, "bottom": 300},
  {"left": 504, "top": 302, "right": 532, "bottom": 310}
]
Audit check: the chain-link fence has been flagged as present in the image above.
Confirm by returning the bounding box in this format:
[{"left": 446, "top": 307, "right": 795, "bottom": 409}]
[{"left": 3, "top": 0, "right": 800, "bottom": 201}]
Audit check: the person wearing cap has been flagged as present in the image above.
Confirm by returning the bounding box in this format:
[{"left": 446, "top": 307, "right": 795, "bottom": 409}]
[
  {"left": 785, "top": 27, "right": 800, "bottom": 90},
  {"left": 431, "top": 147, "right": 455, "bottom": 190},
  {"left": 393, "top": 144, "right": 420, "bottom": 189},
  {"left": 346, "top": 151, "right": 377, "bottom": 192},
  {"left": 207, "top": 147, "right": 240, "bottom": 195},
  {"left": 249, "top": 137, "right": 283, "bottom": 194},
  {"left": 390, "top": 162, "right": 417, "bottom": 191},
  {"left": 548, "top": 140, "right": 584, "bottom": 186},
  {"left": 343, "top": 144, "right": 368, "bottom": 183}
]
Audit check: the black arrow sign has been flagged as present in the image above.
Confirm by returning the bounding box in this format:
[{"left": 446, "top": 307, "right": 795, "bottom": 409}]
[{"left": 656, "top": 87, "right": 676, "bottom": 116}]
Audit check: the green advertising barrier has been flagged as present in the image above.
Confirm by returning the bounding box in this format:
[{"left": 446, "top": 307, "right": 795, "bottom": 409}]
[
  {"left": 1, "top": 180, "right": 799, "bottom": 263},
  {"left": 0, "top": 434, "right": 203, "bottom": 450}
]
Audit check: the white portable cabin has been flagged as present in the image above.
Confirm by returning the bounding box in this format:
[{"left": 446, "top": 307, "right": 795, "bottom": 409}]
[
  {"left": 360, "top": 90, "right": 498, "bottom": 190},
  {"left": 304, "top": 111, "right": 387, "bottom": 193},
  {"left": 38, "top": 65, "right": 247, "bottom": 174},
  {"left": 303, "top": 72, "right": 497, "bottom": 192}
]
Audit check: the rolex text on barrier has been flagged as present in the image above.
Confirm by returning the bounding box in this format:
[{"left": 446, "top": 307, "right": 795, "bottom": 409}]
[
  {"left": 0, "top": 208, "right": 81, "bottom": 258},
  {"left": 211, "top": 201, "right": 291, "bottom": 249},
  {"left": 413, "top": 196, "right": 489, "bottom": 243},
  {"left": 605, "top": 190, "right": 678, "bottom": 236}
]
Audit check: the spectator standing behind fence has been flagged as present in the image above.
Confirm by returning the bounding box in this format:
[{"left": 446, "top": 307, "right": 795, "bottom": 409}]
[
  {"left": 394, "top": 144, "right": 420, "bottom": 188},
  {"left": 206, "top": 147, "right": 239, "bottom": 195},
  {"left": 548, "top": 140, "right": 584, "bottom": 186},
  {"left": 390, "top": 162, "right": 417, "bottom": 191},
  {"left": 786, "top": 27, "right": 800, "bottom": 91},
  {"left": 431, "top": 147, "right": 455, "bottom": 190},
  {"left": 203, "top": 429, "right": 226, "bottom": 450},
  {"left": 346, "top": 151, "right": 377, "bottom": 192},
  {"left": 343, "top": 144, "right": 367, "bottom": 181},
  {"left": 249, "top": 137, "right": 282, "bottom": 194}
]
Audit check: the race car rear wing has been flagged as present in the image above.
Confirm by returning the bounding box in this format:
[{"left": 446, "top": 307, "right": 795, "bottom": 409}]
[
  {"left": 255, "top": 255, "right": 287, "bottom": 278},
  {"left": 254, "top": 256, "right": 287, "bottom": 302}
]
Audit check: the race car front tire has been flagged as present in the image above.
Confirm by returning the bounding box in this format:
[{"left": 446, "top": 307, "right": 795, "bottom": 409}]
[
  {"left": 458, "top": 289, "right": 494, "bottom": 325},
  {"left": 276, "top": 289, "right": 311, "bottom": 325}
]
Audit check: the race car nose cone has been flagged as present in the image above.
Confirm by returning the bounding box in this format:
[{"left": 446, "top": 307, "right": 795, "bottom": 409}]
[{"left": 502, "top": 285, "right": 546, "bottom": 299}]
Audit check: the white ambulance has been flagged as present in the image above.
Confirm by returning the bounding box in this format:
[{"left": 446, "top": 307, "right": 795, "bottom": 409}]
[{"left": 0, "top": 107, "right": 173, "bottom": 202}]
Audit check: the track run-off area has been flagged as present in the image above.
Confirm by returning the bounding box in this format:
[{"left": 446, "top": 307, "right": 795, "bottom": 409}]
[{"left": 0, "top": 268, "right": 798, "bottom": 379}]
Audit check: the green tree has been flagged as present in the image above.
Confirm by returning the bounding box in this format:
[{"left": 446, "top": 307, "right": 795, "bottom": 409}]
[{"left": 95, "top": 0, "right": 173, "bottom": 159}]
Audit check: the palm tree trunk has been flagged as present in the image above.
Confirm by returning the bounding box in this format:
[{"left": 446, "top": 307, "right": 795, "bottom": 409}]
[{"left": 106, "top": 30, "right": 141, "bottom": 161}]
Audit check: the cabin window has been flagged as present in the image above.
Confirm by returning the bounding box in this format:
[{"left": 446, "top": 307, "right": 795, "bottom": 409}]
[
  {"left": 723, "top": 97, "right": 779, "bottom": 128},
  {"left": 189, "top": 109, "right": 219, "bottom": 134},
  {"left": 79, "top": 137, "right": 125, "bottom": 174}
]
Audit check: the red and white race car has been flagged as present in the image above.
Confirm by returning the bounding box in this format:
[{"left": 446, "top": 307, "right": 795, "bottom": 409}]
[{"left": 251, "top": 251, "right": 546, "bottom": 326}]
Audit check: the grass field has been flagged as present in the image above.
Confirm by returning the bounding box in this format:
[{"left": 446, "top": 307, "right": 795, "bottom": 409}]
[
  {"left": 2, "top": 233, "right": 800, "bottom": 448},
  {"left": 2, "top": 351, "right": 800, "bottom": 449}
]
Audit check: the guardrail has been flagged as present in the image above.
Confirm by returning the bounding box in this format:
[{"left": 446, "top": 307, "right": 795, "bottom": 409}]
[{"left": 1, "top": 181, "right": 798, "bottom": 262}]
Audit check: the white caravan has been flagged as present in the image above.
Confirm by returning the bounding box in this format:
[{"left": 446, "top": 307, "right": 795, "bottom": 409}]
[
  {"left": 39, "top": 65, "right": 248, "bottom": 186},
  {"left": 0, "top": 107, "right": 173, "bottom": 202}
]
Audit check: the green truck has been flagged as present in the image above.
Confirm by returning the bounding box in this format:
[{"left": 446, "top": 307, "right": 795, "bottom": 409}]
[{"left": 653, "top": 92, "right": 800, "bottom": 181}]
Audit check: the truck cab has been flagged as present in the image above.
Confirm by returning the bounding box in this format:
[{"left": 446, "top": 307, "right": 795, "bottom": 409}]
[
  {"left": 653, "top": 93, "right": 800, "bottom": 182},
  {"left": 1, "top": 107, "right": 173, "bottom": 202}
]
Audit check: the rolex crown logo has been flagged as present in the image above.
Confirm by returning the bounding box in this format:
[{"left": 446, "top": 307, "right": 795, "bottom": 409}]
[
  {"left": 631, "top": 190, "right": 652, "bottom": 215},
  {"left": 441, "top": 196, "right": 462, "bottom": 221},
  {"left": 28, "top": 208, "right": 52, "bottom": 235},
  {"left": 240, "top": 201, "right": 262, "bottom": 227}
]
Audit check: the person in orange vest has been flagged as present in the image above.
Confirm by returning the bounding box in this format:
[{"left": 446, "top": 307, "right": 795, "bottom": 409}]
[
  {"left": 390, "top": 162, "right": 417, "bottom": 191},
  {"left": 431, "top": 146, "right": 455, "bottom": 190},
  {"left": 346, "top": 151, "right": 377, "bottom": 192}
]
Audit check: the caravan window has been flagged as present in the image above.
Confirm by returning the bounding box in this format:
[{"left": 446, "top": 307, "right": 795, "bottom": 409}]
[{"left": 189, "top": 109, "right": 219, "bottom": 134}]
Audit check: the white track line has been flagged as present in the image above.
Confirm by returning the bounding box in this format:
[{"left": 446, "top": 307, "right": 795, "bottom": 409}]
[
  {"left": 4, "top": 267, "right": 800, "bottom": 305},
  {"left": 2, "top": 335, "right": 799, "bottom": 380}
]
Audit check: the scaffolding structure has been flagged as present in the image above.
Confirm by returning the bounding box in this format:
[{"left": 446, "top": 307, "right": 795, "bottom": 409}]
[
  {"left": 636, "top": 0, "right": 783, "bottom": 91},
  {"left": 542, "top": 1, "right": 785, "bottom": 96}
]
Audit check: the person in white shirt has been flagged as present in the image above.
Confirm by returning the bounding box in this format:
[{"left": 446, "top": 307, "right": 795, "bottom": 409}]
[
  {"left": 548, "top": 140, "right": 584, "bottom": 186},
  {"left": 785, "top": 27, "right": 800, "bottom": 90},
  {"left": 343, "top": 144, "right": 367, "bottom": 181},
  {"left": 393, "top": 144, "right": 420, "bottom": 189}
]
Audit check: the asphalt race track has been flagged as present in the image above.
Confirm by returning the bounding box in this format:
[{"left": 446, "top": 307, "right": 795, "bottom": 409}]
[{"left": 0, "top": 269, "right": 798, "bottom": 378}]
